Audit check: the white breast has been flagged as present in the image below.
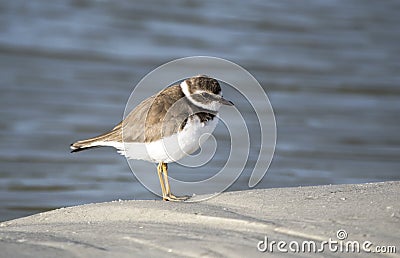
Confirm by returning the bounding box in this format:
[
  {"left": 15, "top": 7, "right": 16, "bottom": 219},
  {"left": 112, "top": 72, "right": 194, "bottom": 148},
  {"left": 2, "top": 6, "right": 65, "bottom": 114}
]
[{"left": 119, "top": 115, "right": 218, "bottom": 163}]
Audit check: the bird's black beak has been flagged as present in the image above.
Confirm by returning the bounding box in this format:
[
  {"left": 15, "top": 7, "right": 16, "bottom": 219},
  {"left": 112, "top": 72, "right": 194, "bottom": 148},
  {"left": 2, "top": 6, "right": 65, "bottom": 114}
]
[{"left": 219, "top": 96, "right": 234, "bottom": 106}]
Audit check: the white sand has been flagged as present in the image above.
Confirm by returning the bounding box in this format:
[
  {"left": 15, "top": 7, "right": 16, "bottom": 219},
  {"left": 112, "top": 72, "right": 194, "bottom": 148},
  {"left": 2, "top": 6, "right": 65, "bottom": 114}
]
[{"left": 0, "top": 181, "right": 399, "bottom": 257}]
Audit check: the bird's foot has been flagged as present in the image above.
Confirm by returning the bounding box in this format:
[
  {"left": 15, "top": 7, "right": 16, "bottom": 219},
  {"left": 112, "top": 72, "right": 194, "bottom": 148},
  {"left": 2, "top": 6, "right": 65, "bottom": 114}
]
[{"left": 163, "top": 193, "right": 190, "bottom": 202}]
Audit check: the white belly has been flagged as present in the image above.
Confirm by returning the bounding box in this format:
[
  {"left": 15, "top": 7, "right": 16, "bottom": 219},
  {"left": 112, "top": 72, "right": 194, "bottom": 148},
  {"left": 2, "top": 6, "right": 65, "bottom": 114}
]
[{"left": 119, "top": 116, "right": 218, "bottom": 163}]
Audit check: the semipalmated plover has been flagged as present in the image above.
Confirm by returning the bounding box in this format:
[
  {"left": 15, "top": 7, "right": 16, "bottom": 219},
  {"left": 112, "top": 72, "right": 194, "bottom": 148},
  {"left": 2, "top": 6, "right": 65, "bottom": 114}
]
[{"left": 71, "top": 75, "right": 233, "bottom": 201}]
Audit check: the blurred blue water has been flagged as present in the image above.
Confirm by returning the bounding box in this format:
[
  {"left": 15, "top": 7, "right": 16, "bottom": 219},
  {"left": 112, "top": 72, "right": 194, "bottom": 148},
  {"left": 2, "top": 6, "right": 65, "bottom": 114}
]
[{"left": 1, "top": 0, "right": 400, "bottom": 221}]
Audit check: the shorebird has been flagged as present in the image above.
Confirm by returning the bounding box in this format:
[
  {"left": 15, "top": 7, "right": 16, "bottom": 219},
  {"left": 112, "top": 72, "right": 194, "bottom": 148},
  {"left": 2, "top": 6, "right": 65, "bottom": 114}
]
[{"left": 71, "top": 75, "right": 233, "bottom": 201}]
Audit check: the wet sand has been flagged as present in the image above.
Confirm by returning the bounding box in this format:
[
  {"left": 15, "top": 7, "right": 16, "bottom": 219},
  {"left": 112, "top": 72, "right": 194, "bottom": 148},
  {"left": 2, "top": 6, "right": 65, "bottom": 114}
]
[{"left": 1, "top": 181, "right": 398, "bottom": 257}]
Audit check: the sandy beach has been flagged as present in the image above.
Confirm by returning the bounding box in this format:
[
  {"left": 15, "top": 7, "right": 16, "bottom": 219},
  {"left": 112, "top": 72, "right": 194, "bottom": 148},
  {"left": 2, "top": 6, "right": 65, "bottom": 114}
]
[{"left": 0, "top": 181, "right": 399, "bottom": 257}]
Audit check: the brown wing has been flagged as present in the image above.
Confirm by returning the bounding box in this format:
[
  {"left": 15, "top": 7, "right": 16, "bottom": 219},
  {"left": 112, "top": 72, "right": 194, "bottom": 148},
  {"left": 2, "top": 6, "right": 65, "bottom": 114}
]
[
  {"left": 71, "top": 85, "right": 210, "bottom": 151},
  {"left": 122, "top": 85, "right": 195, "bottom": 143}
]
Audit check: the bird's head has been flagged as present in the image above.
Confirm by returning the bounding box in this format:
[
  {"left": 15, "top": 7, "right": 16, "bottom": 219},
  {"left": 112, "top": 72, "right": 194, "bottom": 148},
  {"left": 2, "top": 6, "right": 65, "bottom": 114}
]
[{"left": 181, "top": 75, "right": 234, "bottom": 111}]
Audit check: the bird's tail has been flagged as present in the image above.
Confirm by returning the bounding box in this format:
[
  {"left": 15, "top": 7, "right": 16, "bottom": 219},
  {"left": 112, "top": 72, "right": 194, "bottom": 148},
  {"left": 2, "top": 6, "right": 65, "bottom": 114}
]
[
  {"left": 70, "top": 129, "right": 121, "bottom": 153},
  {"left": 70, "top": 137, "right": 102, "bottom": 153}
]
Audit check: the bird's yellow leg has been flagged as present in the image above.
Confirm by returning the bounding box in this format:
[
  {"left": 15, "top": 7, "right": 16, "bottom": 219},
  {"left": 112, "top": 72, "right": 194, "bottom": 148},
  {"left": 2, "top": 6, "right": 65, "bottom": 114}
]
[
  {"left": 157, "top": 162, "right": 167, "bottom": 199},
  {"left": 162, "top": 163, "right": 171, "bottom": 196},
  {"left": 161, "top": 162, "right": 190, "bottom": 202}
]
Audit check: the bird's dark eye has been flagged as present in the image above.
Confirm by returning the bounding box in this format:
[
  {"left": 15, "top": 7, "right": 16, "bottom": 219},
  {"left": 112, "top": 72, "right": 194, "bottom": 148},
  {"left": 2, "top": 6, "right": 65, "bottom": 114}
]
[{"left": 201, "top": 92, "right": 208, "bottom": 97}]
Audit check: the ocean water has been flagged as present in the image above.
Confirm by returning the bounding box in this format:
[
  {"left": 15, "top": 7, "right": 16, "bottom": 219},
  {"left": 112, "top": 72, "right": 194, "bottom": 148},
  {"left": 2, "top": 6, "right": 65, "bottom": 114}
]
[{"left": 0, "top": 0, "right": 399, "bottom": 221}]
